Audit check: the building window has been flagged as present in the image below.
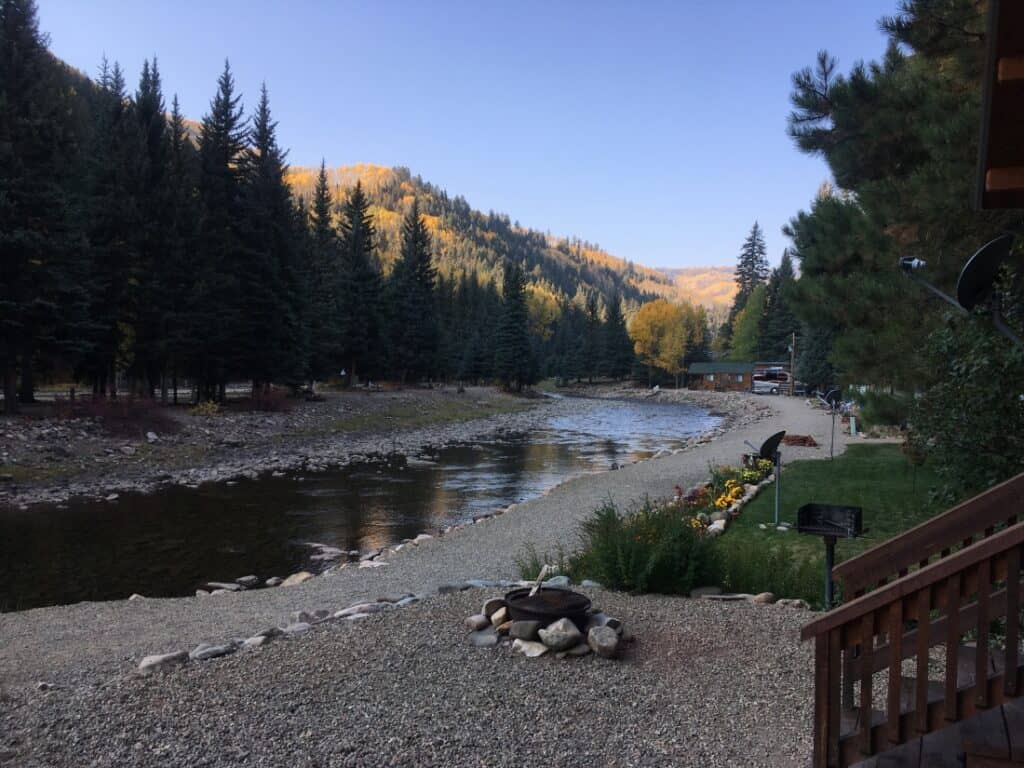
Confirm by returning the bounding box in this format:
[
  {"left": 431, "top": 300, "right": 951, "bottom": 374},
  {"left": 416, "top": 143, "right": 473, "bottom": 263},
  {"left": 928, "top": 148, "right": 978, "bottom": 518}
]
[
  {"left": 734, "top": 374, "right": 744, "bottom": 382},
  {"left": 705, "top": 374, "right": 715, "bottom": 382}
]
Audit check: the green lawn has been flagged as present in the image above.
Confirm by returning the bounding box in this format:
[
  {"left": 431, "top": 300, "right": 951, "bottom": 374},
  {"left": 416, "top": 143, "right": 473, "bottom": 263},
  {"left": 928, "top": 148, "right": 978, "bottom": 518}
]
[{"left": 726, "top": 444, "right": 945, "bottom": 566}]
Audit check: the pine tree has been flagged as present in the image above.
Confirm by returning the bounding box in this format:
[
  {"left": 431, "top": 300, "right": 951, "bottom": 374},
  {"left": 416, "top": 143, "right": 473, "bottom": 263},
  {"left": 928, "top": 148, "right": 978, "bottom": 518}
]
[
  {"left": 0, "top": 0, "right": 84, "bottom": 411},
  {"left": 237, "top": 83, "right": 304, "bottom": 394},
  {"left": 601, "top": 292, "right": 633, "bottom": 379},
  {"left": 722, "top": 221, "right": 769, "bottom": 354},
  {"left": 81, "top": 58, "right": 144, "bottom": 398},
  {"left": 188, "top": 60, "right": 247, "bottom": 401},
  {"left": 338, "top": 181, "right": 382, "bottom": 384},
  {"left": 305, "top": 161, "right": 342, "bottom": 385},
  {"left": 580, "top": 291, "right": 601, "bottom": 383},
  {"left": 494, "top": 262, "right": 532, "bottom": 392},
  {"left": 386, "top": 199, "right": 439, "bottom": 383},
  {"left": 759, "top": 249, "right": 800, "bottom": 360}
]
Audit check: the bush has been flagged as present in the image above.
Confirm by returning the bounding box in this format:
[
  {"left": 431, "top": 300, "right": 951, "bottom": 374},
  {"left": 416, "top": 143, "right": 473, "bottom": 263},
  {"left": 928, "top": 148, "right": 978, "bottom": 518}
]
[
  {"left": 514, "top": 543, "right": 571, "bottom": 581},
  {"left": 54, "top": 396, "right": 181, "bottom": 439},
  {"left": 712, "top": 536, "right": 821, "bottom": 607},
  {"left": 857, "top": 391, "right": 912, "bottom": 428},
  {"left": 567, "top": 498, "right": 719, "bottom": 595},
  {"left": 190, "top": 400, "right": 220, "bottom": 418}
]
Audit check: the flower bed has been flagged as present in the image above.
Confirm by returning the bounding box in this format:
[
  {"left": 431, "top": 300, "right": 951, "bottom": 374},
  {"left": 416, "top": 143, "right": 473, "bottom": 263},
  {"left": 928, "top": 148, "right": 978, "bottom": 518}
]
[{"left": 671, "top": 458, "right": 775, "bottom": 537}]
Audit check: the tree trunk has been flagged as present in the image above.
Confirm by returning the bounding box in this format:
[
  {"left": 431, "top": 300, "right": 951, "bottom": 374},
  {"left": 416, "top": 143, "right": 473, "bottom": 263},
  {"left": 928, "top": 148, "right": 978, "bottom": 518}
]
[
  {"left": 18, "top": 351, "right": 35, "bottom": 404},
  {"left": 3, "top": 364, "right": 19, "bottom": 414},
  {"left": 172, "top": 371, "right": 179, "bottom": 406},
  {"left": 218, "top": 381, "right": 226, "bottom": 403}
]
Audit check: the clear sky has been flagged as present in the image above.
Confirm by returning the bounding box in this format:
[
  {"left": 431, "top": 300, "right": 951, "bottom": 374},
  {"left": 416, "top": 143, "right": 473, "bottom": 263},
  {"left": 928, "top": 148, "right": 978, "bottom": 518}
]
[{"left": 38, "top": 1, "right": 895, "bottom": 269}]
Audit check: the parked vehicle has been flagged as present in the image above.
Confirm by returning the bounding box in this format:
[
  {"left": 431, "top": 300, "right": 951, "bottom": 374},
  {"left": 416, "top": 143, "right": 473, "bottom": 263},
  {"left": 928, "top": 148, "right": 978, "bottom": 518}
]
[{"left": 752, "top": 367, "right": 790, "bottom": 395}]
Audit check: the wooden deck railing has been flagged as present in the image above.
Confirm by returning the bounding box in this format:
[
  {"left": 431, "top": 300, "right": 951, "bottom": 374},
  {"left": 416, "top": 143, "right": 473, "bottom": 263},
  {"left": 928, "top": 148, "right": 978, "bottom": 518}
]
[
  {"left": 804, "top": 511, "right": 1024, "bottom": 766},
  {"left": 832, "top": 472, "right": 1024, "bottom": 601}
]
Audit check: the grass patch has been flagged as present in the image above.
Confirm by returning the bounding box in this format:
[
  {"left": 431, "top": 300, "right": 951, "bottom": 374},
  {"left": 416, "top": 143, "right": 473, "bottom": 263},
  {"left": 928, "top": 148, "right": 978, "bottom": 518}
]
[
  {"left": 727, "top": 443, "right": 943, "bottom": 564},
  {"left": 328, "top": 398, "right": 533, "bottom": 434}
]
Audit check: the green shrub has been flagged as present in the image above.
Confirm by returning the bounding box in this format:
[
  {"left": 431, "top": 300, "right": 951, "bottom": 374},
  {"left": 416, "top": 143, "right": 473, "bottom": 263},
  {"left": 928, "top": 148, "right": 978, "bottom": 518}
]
[
  {"left": 713, "top": 536, "right": 821, "bottom": 607},
  {"left": 858, "top": 391, "right": 912, "bottom": 428},
  {"left": 513, "top": 543, "right": 571, "bottom": 581},
  {"left": 568, "top": 498, "right": 720, "bottom": 595}
]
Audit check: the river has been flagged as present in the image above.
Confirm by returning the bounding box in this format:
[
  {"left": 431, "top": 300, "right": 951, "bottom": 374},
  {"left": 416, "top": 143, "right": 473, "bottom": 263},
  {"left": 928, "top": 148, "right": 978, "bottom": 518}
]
[{"left": 0, "top": 398, "right": 720, "bottom": 611}]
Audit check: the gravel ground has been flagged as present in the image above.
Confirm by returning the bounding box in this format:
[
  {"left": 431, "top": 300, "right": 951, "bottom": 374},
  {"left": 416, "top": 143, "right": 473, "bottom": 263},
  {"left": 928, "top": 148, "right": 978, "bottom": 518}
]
[
  {"left": 2, "top": 588, "right": 814, "bottom": 767},
  {"left": 1, "top": 393, "right": 849, "bottom": 766}
]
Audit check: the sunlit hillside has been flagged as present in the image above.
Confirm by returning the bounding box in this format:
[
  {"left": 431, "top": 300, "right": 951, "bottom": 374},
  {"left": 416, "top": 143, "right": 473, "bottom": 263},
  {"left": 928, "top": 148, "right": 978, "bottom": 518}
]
[{"left": 286, "top": 164, "right": 735, "bottom": 313}]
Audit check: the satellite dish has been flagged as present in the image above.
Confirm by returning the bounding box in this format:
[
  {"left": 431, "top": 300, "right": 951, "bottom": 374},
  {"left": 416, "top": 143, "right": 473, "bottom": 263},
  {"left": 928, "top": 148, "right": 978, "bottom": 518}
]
[
  {"left": 759, "top": 430, "right": 786, "bottom": 460},
  {"left": 956, "top": 234, "right": 1014, "bottom": 310}
]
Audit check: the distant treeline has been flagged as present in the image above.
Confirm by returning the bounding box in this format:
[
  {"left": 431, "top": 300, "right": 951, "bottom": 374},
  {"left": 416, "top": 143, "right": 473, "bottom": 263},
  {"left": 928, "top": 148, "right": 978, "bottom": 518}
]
[{"left": 2, "top": 0, "right": 668, "bottom": 411}]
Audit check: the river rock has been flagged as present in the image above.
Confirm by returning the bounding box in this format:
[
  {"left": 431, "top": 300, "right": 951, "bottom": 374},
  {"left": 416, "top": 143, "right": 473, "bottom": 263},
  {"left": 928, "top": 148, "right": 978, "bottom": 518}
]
[
  {"left": 189, "top": 643, "right": 235, "bottom": 661},
  {"left": 587, "top": 626, "right": 619, "bottom": 658},
  {"left": 465, "top": 614, "right": 490, "bottom": 631},
  {"left": 265, "top": 577, "right": 282, "bottom": 587},
  {"left": 195, "top": 589, "right": 210, "bottom": 597},
  {"left": 538, "top": 618, "right": 583, "bottom": 651},
  {"left": 777, "top": 598, "right": 811, "bottom": 609},
  {"left": 359, "top": 548, "right": 382, "bottom": 561},
  {"left": 242, "top": 635, "right": 268, "bottom": 650},
  {"left": 556, "top": 643, "right": 592, "bottom": 659},
  {"left": 512, "top": 639, "right": 549, "bottom": 658},
  {"left": 138, "top": 651, "right": 188, "bottom": 675},
  {"left": 378, "top": 592, "right": 414, "bottom": 603},
  {"left": 490, "top": 606, "right": 509, "bottom": 627},
  {"left": 235, "top": 575, "right": 259, "bottom": 588},
  {"left": 281, "top": 571, "right": 314, "bottom": 587},
  {"left": 543, "top": 575, "right": 571, "bottom": 589},
  {"left": 509, "top": 620, "right": 542, "bottom": 641},
  {"left": 282, "top": 622, "right": 311, "bottom": 635},
  {"left": 396, "top": 596, "right": 420, "bottom": 607},
  {"left": 752, "top": 592, "right": 776, "bottom": 604},
  {"left": 128, "top": 593, "right": 144, "bottom": 601},
  {"left": 205, "top": 581, "right": 243, "bottom": 592},
  {"left": 146, "top": 431, "right": 159, "bottom": 443},
  {"left": 412, "top": 533, "right": 434, "bottom": 545},
  {"left": 587, "top": 613, "right": 623, "bottom": 634},
  {"left": 469, "top": 628, "right": 499, "bottom": 648},
  {"left": 482, "top": 597, "right": 505, "bottom": 617}
]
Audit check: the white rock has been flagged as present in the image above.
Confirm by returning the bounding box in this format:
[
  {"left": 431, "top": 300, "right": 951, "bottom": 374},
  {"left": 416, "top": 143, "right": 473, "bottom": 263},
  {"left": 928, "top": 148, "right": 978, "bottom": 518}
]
[
  {"left": 281, "top": 571, "right": 314, "bottom": 587},
  {"left": 512, "top": 639, "right": 549, "bottom": 658},
  {"left": 465, "top": 614, "right": 490, "bottom": 631},
  {"left": 413, "top": 533, "right": 433, "bottom": 544},
  {"left": 490, "top": 606, "right": 509, "bottom": 627},
  {"left": 752, "top": 592, "right": 776, "bottom": 604},
  {"left": 146, "top": 431, "right": 159, "bottom": 443},
  {"left": 235, "top": 575, "right": 259, "bottom": 588},
  {"left": 195, "top": 589, "right": 210, "bottom": 597},
  {"left": 128, "top": 593, "right": 144, "bottom": 601},
  {"left": 358, "top": 559, "right": 386, "bottom": 569},
  {"left": 138, "top": 651, "right": 188, "bottom": 674},
  {"left": 282, "top": 622, "right": 311, "bottom": 635},
  {"left": 587, "top": 626, "right": 619, "bottom": 658},
  {"left": 264, "top": 577, "right": 283, "bottom": 587},
  {"left": 242, "top": 635, "right": 268, "bottom": 649},
  {"left": 482, "top": 598, "right": 505, "bottom": 618},
  {"left": 205, "top": 581, "right": 243, "bottom": 592},
  {"left": 538, "top": 618, "right": 583, "bottom": 651},
  {"left": 189, "top": 643, "right": 235, "bottom": 661}
]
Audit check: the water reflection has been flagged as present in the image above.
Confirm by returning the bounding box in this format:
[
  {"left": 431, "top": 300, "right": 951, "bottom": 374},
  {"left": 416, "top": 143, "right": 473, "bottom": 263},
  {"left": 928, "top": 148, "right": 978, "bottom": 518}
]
[{"left": 0, "top": 399, "right": 718, "bottom": 611}]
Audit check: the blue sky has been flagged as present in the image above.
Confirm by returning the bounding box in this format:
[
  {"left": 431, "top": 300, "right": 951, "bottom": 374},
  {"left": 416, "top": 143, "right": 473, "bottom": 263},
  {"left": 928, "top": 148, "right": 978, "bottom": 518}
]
[{"left": 39, "top": 1, "right": 894, "bottom": 269}]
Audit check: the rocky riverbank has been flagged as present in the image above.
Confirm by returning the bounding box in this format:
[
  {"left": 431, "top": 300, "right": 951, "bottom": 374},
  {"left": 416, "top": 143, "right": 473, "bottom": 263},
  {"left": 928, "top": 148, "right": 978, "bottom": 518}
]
[
  {"left": 0, "top": 388, "right": 552, "bottom": 508},
  {"left": 0, "top": 385, "right": 761, "bottom": 510}
]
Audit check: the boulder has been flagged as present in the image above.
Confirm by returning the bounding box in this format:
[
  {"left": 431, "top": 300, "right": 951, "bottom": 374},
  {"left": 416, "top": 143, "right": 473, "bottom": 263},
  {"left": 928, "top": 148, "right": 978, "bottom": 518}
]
[
  {"left": 482, "top": 597, "right": 505, "bottom": 618},
  {"left": 587, "top": 626, "right": 619, "bottom": 658},
  {"left": 138, "top": 651, "right": 188, "bottom": 675},
  {"left": 205, "top": 581, "right": 242, "bottom": 592},
  {"left": 281, "top": 571, "right": 314, "bottom": 587},
  {"left": 512, "top": 639, "right": 549, "bottom": 658},
  {"left": 543, "top": 575, "right": 571, "bottom": 589},
  {"left": 465, "top": 614, "right": 490, "bottom": 631},
  {"left": 189, "top": 643, "right": 235, "bottom": 661},
  {"left": 538, "top": 618, "right": 583, "bottom": 651},
  {"left": 509, "top": 620, "right": 542, "bottom": 641},
  {"left": 469, "top": 628, "right": 499, "bottom": 648},
  {"left": 556, "top": 643, "right": 592, "bottom": 659}
]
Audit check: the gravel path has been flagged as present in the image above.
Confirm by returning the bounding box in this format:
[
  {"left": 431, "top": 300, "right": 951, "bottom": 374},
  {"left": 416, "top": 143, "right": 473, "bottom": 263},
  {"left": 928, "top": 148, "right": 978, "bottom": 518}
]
[
  {"left": 0, "top": 394, "right": 847, "bottom": 694},
  {"left": 2, "top": 588, "right": 814, "bottom": 767}
]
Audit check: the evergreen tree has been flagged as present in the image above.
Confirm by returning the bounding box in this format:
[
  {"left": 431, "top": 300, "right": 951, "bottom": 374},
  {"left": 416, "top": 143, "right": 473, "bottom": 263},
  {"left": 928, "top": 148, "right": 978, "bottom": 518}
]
[
  {"left": 580, "top": 291, "right": 601, "bottom": 383},
  {"left": 0, "top": 0, "right": 84, "bottom": 411},
  {"left": 795, "top": 324, "right": 835, "bottom": 394},
  {"left": 81, "top": 58, "right": 144, "bottom": 398},
  {"left": 494, "top": 262, "right": 532, "bottom": 392},
  {"left": 601, "top": 292, "right": 633, "bottom": 379},
  {"left": 729, "top": 284, "right": 766, "bottom": 361},
  {"left": 721, "top": 221, "right": 769, "bottom": 356},
  {"left": 759, "top": 249, "right": 800, "bottom": 360},
  {"left": 338, "top": 181, "right": 382, "bottom": 383},
  {"left": 238, "top": 83, "right": 304, "bottom": 393},
  {"left": 386, "top": 199, "right": 439, "bottom": 383},
  {"left": 305, "top": 161, "right": 343, "bottom": 385},
  {"left": 189, "top": 60, "right": 247, "bottom": 401}
]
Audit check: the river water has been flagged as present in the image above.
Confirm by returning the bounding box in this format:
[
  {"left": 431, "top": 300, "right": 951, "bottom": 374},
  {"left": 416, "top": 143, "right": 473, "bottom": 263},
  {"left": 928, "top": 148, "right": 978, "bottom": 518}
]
[{"left": 0, "top": 398, "right": 719, "bottom": 611}]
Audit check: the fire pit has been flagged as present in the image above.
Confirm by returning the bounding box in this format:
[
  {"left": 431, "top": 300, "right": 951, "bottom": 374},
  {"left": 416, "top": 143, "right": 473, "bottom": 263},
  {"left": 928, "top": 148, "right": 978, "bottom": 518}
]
[{"left": 504, "top": 586, "right": 592, "bottom": 632}]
